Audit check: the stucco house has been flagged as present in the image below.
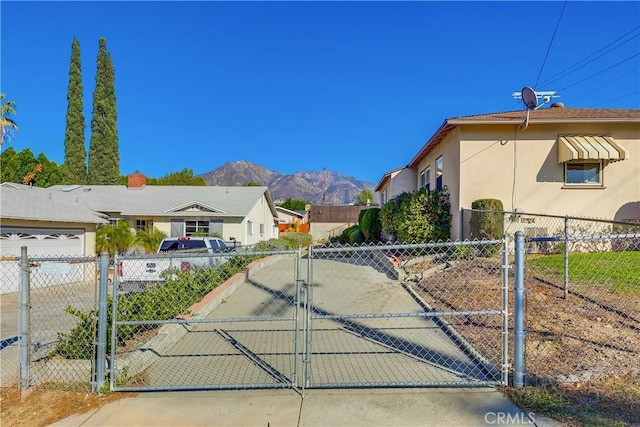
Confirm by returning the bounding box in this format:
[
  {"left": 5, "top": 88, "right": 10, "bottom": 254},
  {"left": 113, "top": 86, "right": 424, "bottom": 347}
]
[
  {"left": 375, "top": 105, "right": 640, "bottom": 240},
  {"left": 1, "top": 173, "right": 279, "bottom": 257}
]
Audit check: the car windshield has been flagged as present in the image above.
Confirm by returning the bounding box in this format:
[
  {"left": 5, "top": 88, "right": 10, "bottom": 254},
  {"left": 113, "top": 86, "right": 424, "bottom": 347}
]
[
  {"left": 159, "top": 239, "right": 207, "bottom": 252},
  {"left": 209, "top": 239, "right": 228, "bottom": 250}
]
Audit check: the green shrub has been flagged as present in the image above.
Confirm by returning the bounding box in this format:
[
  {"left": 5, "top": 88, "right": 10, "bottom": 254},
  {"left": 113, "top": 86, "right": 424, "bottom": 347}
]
[
  {"left": 255, "top": 238, "right": 291, "bottom": 251},
  {"left": 360, "top": 208, "right": 382, "bottom": 242},
  {"left": 278, "top": 232, "right": 313, "bottom": 248},
  {"left": 341, "top": 225, "right": 360, "bottom": 243},
  {"left": 348, "top": 228, "right": 365, "bottom": 245},
  {"left": 470, "top": 199, "right": 504, "bottom": 240},
  {"left": 53, "top": 254, "right": 261, "bottom": 359}
]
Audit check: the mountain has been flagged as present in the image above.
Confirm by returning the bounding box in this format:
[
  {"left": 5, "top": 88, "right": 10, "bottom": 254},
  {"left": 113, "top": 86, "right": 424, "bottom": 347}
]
[{"left": 197, "top": 161, "right": 377, "bottom": 204}]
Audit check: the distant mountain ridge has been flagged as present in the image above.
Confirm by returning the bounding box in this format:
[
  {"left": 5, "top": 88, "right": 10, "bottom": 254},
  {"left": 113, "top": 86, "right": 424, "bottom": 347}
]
[{"left": 197, "top": 161, "right": 377, "bottom": 204}]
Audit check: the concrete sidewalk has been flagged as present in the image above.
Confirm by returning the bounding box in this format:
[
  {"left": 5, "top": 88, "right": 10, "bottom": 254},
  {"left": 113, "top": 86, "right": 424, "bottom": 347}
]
[{"left": 51, "top": 387, "right": 559, "bottom": 427}]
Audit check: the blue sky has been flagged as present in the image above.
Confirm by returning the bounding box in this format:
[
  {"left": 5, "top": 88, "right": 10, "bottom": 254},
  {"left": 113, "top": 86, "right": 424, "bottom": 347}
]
[{"left": 1, "top": 1, "right": 639, "bottom": 184}]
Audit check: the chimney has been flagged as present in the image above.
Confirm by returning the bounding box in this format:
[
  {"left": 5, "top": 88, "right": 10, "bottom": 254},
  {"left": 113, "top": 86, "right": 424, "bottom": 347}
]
[{"left": 127, "top": 172, "right": 147, "bottom": 188}]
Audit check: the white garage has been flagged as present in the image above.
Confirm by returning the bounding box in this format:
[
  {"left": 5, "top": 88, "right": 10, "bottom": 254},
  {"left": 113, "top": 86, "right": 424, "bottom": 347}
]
[{"left": 0, "top": 227, "right": 84, "bottom": 257}]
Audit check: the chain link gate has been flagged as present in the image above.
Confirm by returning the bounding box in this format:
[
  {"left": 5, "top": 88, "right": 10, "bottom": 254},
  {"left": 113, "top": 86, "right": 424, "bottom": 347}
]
[
  {"left": 110, "top": 249, "right": 303, "bottom": 392},
  {"left": 108, "top": 240, "right": 509, "bottom": 392},
  {"left": 303, "top": 240, "right": 508, "bottom": 388}
]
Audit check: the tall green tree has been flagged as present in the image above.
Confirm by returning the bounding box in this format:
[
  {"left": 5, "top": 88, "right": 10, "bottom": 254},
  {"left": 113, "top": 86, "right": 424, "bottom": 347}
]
[
  {"left": 146, "top": 168, "right": 206, "bottom": 186},
  {"left": 0, "top": 147, "right": 63, "bottom": 187},
  {"left": 88, "top": 37, "right": 119, "bottom": 184},
  {"left": 0, "top": 93, "right": 18, "bottom": 148},
  {"left": 356, "top": 189, "right": 376, "bottom": 205},
  {"left": 63, "top": 38, "right": 87, "bottom": 184},
  {"left": 277, "top": 198, "right": 310, "bottom": 211}
]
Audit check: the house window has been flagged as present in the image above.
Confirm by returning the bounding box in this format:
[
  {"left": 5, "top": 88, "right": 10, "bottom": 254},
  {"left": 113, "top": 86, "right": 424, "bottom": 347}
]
[
  {"left": 435, "top": 156, "right": 443, "bottom": 190},
  {"left": 135, "top": 219, "right": 152, "bottom": 232},
  {"left": 185, "top": 220, "right": 209, "bottom": 236},
  {"left": 247, "top": 220, "right": 254, "bottom": 236},
  {"left": 419, "top": 167, "right": 431, "bottom": 190},
  {"left": 381, "top": 189, "right": 388, "bottom": 206},
  {"left": 565, "top": 161, "right": 602, "bottom": 185},
  {"left": 259, "top": 223, "right": 265, "bottom": 235}
]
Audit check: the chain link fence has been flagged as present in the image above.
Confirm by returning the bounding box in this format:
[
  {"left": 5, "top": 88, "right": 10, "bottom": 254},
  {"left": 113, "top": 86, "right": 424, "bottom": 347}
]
[
  {"left": 1, "top": 250, "right": 99, "bottom": 393},
  {"left": 307, "top": 239, "right": 508, "bottom": 388},
  {"left": 110, "top": 249, "right": 297, "bottom": 391}
]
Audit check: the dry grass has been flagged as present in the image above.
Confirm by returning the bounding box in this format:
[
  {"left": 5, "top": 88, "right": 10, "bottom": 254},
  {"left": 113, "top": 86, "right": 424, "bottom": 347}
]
[
  {"left": 409, "top": 257, "right": 640, "bottom": 426},
  {"left": 0, "top": 385, "right": 132, "bottom": 427}
]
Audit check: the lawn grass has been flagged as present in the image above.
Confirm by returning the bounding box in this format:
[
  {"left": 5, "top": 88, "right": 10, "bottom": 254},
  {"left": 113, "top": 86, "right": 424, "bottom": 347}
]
[
  {"left": 503, "top": 375, "right": 640, "bottom": 427},
  {"left": 527, "top": 251, "right": 640, "bottom": 293}
]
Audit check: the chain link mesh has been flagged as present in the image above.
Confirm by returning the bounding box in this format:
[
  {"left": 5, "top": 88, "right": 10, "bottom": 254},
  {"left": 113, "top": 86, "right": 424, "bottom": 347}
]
[
  {"left": 111, "top": 250, "right": 299, "bottom": 391},
  {"left": 522, "top": 234, "right": 640, "bottom": 385},
  {"left": 0, "top": 254, "right": 99, "bottom": 392},
  {"left": 0, "top": 255, "right": 21, "bottom": 389},
  {"left": 308, "top": 240, "right": 506, "bottom": 387}
]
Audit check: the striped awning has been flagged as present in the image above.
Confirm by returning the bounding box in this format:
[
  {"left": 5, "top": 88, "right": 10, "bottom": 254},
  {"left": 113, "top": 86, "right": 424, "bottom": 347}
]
[{"left": 558, "top": 135, "right": 628, "bottom": 163}]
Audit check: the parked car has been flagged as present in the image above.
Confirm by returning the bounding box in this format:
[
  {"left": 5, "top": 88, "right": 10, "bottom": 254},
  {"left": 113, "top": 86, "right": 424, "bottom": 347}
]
[{"left": 116, "top": 237, "right": 234, "bottom": 293}]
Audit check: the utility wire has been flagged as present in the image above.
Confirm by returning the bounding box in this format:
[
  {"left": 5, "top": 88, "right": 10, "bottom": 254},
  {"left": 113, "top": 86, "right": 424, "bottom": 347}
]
[
  {"left": 589, "top": 90, "right": 640, "bottom": 108},
  {"left": 534, "top": 0, "right": 568, "bottom": 89},
  {"left": 538, "top": 27, "right": 640, "bottom": 88},
  {"left": 558, "top": 52, "right": 640, "bottom": 92},
  {"left": 568, "top": 67, "right": 640, "bottom": 103}
]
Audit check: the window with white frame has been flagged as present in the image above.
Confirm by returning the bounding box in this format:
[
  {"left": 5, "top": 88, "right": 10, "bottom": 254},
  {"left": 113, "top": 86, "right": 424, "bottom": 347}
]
[
  {"left": 435, "top": 156, "right": 443, "bottom": 190},
  {"left": 381, "top": 189, "right": 388, "bottom": 206},
  {"left": 419, "top": 167, "right": 430, "bottom": 190},
  {"left": 185, "top": 220, "right": 209, "bottom": 236},
  {"left": 259, "top": 223, "right": 265, "bottom": 235},
  {"left": 247, "top": 220, "right": 254, "bottom": 236},
  {"left": 564, "top": 161, "right": 602, "bottom": 185}
]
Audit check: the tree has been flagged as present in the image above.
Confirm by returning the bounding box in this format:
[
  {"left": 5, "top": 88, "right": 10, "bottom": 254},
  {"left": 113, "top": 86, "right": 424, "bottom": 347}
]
[
  {"left": 134, "top": 228, "right": 167, "bottom": 253},
  {"left": 0, "top": 147, "right": 64, "bottom": 187},
  {"left": 88, "top": 37, "right": 119, "bottom": 184},
  {"left": 0, "top": 93, "right": 18, "bottom": 147},
  {"left": 63, "top": 38, "right": 87, "bottom": 184},
  {"left": 356, "top": 189, "right": 375, "bottom": 205},
  {"left": 95, "top": 221, "right": 133, "bottom": 256},
  {"left": 277, "top": 198, "right": 310, "bottom": 211},
  {"left": 146, "top": 168, "right": 206, "bottom": 186}
]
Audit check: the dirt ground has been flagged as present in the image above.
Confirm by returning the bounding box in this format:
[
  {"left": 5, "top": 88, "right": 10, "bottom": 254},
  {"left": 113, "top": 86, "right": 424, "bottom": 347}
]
[
  {"left": 2, "top": 255, "right": 638, "bottom": 426},
  {"left": 0, "top": 386, "right": 130, "bottom": 427}
]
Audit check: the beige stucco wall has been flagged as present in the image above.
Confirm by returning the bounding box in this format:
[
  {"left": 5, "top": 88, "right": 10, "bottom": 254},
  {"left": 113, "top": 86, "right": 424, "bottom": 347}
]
[
  {"left": 242, "top": 195, "right": 277, "bottom": 245},
  {"left": 407, "top": 121, "right": 639, "bottom": 241},
  {"left": 458, "top": 122, "right": 639, "bottom": 216}
]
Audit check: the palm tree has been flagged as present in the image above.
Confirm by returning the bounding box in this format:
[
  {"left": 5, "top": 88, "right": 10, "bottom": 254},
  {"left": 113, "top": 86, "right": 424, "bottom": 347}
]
[
  {"left": 95, "top": 220, "right": 134, "bottom": 257},
  {"left": 134, "top": 227, "right": 167, "bottom": 253},
  {"left": 0, "top": 93, "right": 18, "bottom": 148}
]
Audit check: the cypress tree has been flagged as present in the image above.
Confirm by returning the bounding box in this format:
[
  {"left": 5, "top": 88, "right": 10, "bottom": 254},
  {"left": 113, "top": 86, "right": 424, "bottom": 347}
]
[
  {"left": 63, "top": 38, "right": 87, "bottom": 184},
  {"left": 88, "top": 37, "right": 119, "bottom": 184}
]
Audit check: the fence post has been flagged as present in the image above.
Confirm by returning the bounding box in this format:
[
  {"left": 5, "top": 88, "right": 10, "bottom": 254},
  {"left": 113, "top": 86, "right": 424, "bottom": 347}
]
[
  {"left": 501, "top": 236, "right": 509, "bottom": 385},
  {"left": 19, "top": 246, "right": 30, "bottom": 396},
  {"left": 563, "top": 216, "right": 569, "bottom": 298},
  {"left": 513, "top": 231, "right": 525, "bottom": 388},
  {"left": 95, "top": 251, "right": 110, "bottom": 394}
]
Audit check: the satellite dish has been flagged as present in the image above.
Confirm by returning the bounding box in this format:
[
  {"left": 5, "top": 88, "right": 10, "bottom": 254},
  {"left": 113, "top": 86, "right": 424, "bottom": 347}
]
[{"left": 521, "top": 86, "right": 538, "bottom": 110}]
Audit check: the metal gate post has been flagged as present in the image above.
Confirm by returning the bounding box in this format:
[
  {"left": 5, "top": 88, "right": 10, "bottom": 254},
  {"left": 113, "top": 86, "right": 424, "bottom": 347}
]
[
  {"left": 19, "top": 246, "right": 30, "bottom": 395},
  {"left": 513, "top": 231, "right": 526, "bottom": 388},
  {"left": 109, "top": 252, "right": 120, "bottom": 390},
  {"left": 501, "top": 236, "right": 510, "bottom": 385},
  {"left": 95, "top": 251, "right": 110, "bottom": 393},
  {"left": 293, "top": 246, "right": 301, "bottom": 388},
  {"left": 303, "top": 245, "right": 313, "bottom": 391}
]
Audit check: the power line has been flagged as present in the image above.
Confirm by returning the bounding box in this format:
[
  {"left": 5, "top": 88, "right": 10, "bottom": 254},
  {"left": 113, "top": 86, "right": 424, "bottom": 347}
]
[
  {"left": 589, "top": 90, "right": 640, "bottom": 108},
  {"left": 568, "top": 66, "right": 640, "bottom": 104},
  {"left": 534, "top": 0, "right": 568, "bottom": 89},
  {"left": 558, "top": 52, "right": 640, "bottom": 92},
  {"left": 538, "top": 26, "right": 640, "bottom": 88}
]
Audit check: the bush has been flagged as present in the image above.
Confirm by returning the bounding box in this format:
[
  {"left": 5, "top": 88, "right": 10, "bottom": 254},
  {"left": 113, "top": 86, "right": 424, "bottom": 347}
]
[
  {"left": 348, "top": 228, "right": 365, "bottom": 245},
  {"left": 360, "top": 208, "right": 382, "bottom": 242},
  {"left": 470, "top": 199, "right": 504, "bottom": 240},
  {"left": 54, "top": 254, "right": 261, "bottom": 359},
  {"left": 341, "top": 224, "right": 361, "bottom": 243},
  {"left": 278, "top": 232, "right": 313, "bottom": 248}
]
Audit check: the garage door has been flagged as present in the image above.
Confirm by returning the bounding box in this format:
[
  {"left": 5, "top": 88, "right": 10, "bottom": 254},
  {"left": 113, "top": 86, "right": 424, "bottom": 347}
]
[
  {"left": 0, "top": 227, "right": 86, "bottom": 294},
  {"left": 0, "top": 227, "right": 84, "bottom": 257}
]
